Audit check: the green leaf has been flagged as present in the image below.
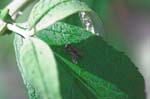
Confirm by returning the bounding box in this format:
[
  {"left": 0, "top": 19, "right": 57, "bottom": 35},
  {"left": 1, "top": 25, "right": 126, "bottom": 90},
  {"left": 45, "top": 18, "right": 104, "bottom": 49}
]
[
  {"left": 18, "top": 37, "right": 62, "bottom": 99},
  {"left": 36, "top": 22, "right": 93, "bottom": 46},
  {"left": 14, "top": 35, "right": 127, "bottom": 99},
  {"left": 55, "top": 52, "right": 128, "bottom": 99},
  {"left": 49, "top": 36, "right": 145, "bottom": 99},
  {"left": 28, "top": 0, "right": 92, "bottom": 31},
  {"left": 14, "top": 34, "right": 41, "bottom": 99}
]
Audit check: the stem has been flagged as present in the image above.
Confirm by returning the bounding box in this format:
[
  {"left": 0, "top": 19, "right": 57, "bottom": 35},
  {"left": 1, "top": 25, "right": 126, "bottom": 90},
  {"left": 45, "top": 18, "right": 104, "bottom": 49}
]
[
  {"left": 7, "top": 0, "right": 32, "bottom": 16},
  {"left": 0, "top": 0, "right": 34, "bottom": 35},
  {"left": 7, "top": 24, "right": 29, "bottom": 38}
]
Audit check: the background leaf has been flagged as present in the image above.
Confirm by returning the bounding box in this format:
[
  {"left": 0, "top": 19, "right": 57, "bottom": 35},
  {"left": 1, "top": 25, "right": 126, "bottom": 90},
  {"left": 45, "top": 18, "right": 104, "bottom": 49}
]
[{"left": 28, "top": 0, "right": 92, "bottom": 31}]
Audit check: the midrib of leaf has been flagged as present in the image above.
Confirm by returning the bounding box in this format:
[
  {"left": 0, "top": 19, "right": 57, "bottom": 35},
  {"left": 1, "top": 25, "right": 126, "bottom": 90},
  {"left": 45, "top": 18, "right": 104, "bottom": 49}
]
[
  {"left": 29, "top": 39, "right": 49, "bottom": 99},
  {"left": 32, "top": 0, "right": 69, "bottom": 29}
]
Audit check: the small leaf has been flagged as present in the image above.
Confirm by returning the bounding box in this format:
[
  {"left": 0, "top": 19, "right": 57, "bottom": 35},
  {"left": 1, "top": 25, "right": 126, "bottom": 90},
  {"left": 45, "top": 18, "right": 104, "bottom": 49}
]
[
  {"left": 0, "top": 8, "right": 14, "bottom": 24},
  {"left": 14, "top": 34, "right": 41, "bottom": 99},
  {"left": 55, "top": 52, "right": 128, "bottom": 99},
  {"left": 19, "top": 37, "right": 62, "bottom": 99},
  {"left": 36, "top": 22, "right": 93, "bottom": 46},
  {"left": 28, "top": 0, "right": 92, "bottom": 31}
]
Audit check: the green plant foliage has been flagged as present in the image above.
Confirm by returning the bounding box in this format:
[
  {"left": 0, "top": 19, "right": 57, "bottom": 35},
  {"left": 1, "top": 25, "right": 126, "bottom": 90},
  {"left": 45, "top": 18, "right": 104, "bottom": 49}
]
[
  {"left": 28, "top": 0, "right": 92, "bottom": 31},
  {"left": 14, "top": 35, "right": 41, "bottom": 99},
  {"left": 52, "top": 37, "right": 145, "bottom": 99},
  {"left": 11, "top": 0, "right": 146, "bottom": 99},
  {"left": 0, "top": 8, "right": 14, "bottom": 24},
  {"left": 55, "top": 53, "right": 128, "bottom": 99},
  {"left": 50, "top": 36, "right": 145, "bottom": 99},
  {"left": 36, "top": 22, "right": 93, "bottom": 46},
  {"left": 18, "top": 37, "right": 62, "bottom": 99},
  {"left": 0, "top": 0, "right": 11, "bottom": 9},
  {"left": 14, "top": 34, "right": 128, "bottom": 99},
  {"left": 14, "top": 21, "right": 146, "bottom": 99}
]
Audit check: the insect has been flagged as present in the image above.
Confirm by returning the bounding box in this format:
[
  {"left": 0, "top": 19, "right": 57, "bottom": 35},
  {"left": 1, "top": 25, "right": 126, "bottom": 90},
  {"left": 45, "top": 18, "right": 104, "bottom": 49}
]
[
  {"left": 0, "top": 8, "right": 14, "bottom": 24},
  {"left": 65, "top": 44, "right": 82, "bottom": 64}
]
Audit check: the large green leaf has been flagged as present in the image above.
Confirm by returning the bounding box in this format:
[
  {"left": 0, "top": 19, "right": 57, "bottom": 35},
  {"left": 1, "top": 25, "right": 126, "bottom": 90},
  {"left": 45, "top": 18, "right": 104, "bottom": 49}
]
[
  {"left": 16, "top": 37, "right": 62, "bottom": 99},
  {"left": 55, "top": 52, "right": 128, "bottom": 99},
  {"left": 34, "top": 21, "right": 146, "bottom": 99},
  {"left": 36, "top": 22, "right": 93, "bottom": 46},
  {"left": 14, "top": 35, "right": 127, "bottom": 99},
  {"left": 48, "top": 36, "right": 145, "bottom": 99},
  {"left": 14, "top": 26, "right": 146, "bottom": 99},
  {"left": 28, "top": 0, "right": 92, "bottom": 32}
]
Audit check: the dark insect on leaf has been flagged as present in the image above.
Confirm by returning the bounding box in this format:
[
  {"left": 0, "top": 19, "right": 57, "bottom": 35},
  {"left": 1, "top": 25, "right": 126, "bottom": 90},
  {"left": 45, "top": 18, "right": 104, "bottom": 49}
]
[{"left": 65, "top": 44, "right": 82, "bottom": 64}]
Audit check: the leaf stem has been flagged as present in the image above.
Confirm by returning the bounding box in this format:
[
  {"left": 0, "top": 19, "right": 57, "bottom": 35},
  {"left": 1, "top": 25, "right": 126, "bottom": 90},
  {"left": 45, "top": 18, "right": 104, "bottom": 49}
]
[{"left": 7, "top": 24, "right": 29, "bottom": 38}]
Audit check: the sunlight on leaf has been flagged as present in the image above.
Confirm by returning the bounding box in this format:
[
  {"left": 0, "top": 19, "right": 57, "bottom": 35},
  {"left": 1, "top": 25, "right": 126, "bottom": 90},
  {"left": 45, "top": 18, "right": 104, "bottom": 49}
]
[{"left": 36, "top": 22, "right": 93, "bottom": 46}]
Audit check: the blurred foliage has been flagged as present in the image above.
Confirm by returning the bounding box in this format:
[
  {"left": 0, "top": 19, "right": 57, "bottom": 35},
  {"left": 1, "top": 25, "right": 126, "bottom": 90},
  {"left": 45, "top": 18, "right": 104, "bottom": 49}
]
[
  {"left": 127, "top": 0, "right": 150, "bottom": 10},
  {"left": 0, "top": 0, "right": 27, "bottom": 99},
  {"left": 0, "top": 0, "right": 12, "bottom": 98},
  {"left": 0, "top": 0, "right": 11, "bottom": 9}
]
